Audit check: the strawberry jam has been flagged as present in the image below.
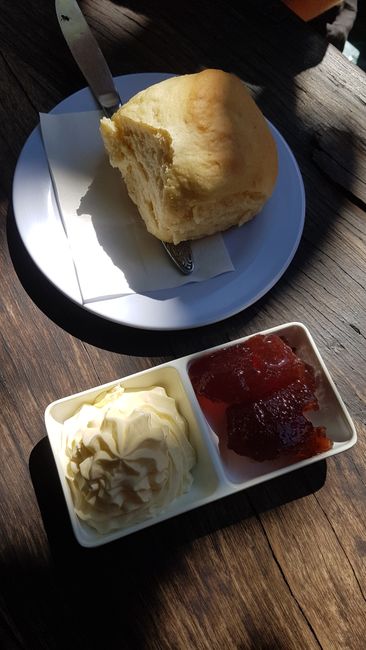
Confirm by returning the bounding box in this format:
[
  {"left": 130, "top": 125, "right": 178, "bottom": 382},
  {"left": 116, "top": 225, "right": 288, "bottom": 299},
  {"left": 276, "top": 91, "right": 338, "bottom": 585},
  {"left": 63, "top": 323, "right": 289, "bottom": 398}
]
[{"left": 188, "top": 334, "right": 332, "bottom": 461}]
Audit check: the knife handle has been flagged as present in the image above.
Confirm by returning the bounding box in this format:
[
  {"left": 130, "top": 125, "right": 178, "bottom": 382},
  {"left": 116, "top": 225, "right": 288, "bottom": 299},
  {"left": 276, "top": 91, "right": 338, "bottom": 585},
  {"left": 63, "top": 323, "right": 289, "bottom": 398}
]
[{"left": 99, "top": 91, "right": 121, "bottom": 117}]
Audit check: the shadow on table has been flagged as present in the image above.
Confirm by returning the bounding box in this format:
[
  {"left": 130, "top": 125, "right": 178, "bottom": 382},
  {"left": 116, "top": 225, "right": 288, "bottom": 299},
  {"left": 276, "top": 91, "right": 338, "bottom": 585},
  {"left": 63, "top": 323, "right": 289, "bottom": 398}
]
[
  {"left": 6, "top": 204, "right": 264, "bottom": 359},
  {"left": 29, "top": 435, "right": 327, "bottom": 648}
]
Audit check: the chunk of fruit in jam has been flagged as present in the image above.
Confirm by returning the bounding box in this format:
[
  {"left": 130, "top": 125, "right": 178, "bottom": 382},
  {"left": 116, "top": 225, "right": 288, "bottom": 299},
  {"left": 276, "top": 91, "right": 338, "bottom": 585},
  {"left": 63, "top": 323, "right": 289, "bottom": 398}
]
[
  {"left": 227, "top": 381, "right": 331, "bottom": 461},
  {"left": 188, "top": 334, "right": 332, "bottom": 461},
  {"left": 189, "top": 334, "right": 314, "bottom": 405}
]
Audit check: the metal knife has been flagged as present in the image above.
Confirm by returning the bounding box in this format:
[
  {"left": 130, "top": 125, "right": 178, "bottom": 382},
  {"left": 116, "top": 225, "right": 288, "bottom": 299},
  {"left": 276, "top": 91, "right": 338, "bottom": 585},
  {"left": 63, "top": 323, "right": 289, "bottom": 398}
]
[{"left": 55, "top": 0, "right": 194, "bottom": 275}]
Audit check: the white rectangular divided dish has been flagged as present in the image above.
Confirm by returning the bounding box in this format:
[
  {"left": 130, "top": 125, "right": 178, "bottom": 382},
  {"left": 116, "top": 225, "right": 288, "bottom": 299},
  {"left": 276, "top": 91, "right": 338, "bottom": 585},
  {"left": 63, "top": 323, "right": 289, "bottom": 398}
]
[{"left": 45, "top": 322, "right": 357, "bottom": 547}]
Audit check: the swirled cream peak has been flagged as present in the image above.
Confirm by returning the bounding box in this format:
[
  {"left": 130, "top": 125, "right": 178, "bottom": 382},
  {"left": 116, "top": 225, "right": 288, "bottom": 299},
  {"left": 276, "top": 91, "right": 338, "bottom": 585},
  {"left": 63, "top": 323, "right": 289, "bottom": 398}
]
[{"left": 62, "top": 385, "right": 195, "bottom": 533}]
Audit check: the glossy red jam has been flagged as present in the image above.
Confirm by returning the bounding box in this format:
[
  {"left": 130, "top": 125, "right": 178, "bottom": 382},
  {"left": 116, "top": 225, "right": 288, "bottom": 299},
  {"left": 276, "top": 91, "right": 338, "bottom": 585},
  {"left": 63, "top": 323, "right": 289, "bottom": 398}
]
[{"left": 188, "top": 334, "right": 332, "bottom": 461}]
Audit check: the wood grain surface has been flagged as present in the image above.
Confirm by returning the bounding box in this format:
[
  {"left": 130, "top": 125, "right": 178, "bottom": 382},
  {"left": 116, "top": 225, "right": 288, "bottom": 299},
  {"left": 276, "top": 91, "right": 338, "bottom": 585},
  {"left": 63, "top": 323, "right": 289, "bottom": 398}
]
[{"left": 1, "top": 0, "right": 366, "bottom": 648}]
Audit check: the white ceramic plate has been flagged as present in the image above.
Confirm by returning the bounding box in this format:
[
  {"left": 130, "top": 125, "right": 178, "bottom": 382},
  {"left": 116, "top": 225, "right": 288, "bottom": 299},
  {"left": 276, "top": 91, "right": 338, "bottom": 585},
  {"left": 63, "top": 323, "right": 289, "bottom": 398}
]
[
  {"left": 45, "top": 322, "right": 356, "bottom": 547},
  {"left": 13, "top": 73, "right": 305, "bottom": 330}
]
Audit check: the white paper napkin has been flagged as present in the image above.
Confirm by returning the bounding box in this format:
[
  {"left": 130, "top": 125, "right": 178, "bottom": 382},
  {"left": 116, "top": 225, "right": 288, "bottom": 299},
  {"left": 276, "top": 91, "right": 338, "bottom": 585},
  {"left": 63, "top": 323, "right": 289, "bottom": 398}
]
[{"left": 40, "top": 111, "right": 234, "bottom": 303}]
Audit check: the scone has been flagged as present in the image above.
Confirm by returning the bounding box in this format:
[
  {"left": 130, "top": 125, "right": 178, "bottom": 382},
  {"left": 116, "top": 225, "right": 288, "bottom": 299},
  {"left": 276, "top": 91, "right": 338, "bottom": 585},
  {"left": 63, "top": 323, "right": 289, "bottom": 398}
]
[{"left": 100, "top": 69, "right": 278, "bottom": 244}]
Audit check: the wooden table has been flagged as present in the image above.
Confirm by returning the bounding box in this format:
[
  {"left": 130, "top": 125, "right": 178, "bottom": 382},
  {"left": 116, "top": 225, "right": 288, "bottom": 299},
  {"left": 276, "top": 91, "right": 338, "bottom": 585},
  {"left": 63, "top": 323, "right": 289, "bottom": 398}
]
[{"left": 1, "top": 1, "right": 366, "bottom": 648}]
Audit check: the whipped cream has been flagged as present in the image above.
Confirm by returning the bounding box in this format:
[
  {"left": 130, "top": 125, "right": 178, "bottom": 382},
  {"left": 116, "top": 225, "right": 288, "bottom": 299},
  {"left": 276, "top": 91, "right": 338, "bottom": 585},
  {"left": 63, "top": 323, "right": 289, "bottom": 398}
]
[{"left": 62, "top": 385, "right": 195, "bottom": 533}]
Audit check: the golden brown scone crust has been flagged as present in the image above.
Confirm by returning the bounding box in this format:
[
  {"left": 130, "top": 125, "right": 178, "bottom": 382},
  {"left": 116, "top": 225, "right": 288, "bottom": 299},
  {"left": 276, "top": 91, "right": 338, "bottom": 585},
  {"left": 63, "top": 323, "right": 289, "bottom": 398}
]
[{"left": 100, "top": 69, "right": 278, "bottom": 244}]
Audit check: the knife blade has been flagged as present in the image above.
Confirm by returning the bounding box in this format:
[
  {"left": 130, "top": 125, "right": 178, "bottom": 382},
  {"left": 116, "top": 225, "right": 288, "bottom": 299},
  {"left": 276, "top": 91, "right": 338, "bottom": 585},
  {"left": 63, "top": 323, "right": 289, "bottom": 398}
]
[{"left": 55, "top": 0, "right": 194, "bottom": 274}]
